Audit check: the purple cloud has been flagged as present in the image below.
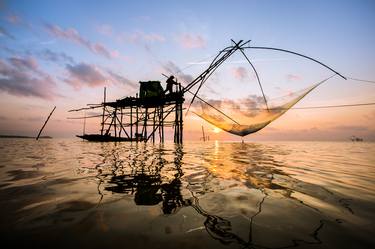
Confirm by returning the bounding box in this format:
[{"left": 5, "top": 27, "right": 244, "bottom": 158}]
[
  {"left": 286, "top": 74, "right": 302, "bottom": 81},
  {"left": 0, "top": 57, "right": 57, "bottom": 100},
  {"left": 120, "top": 31, "right": 166, "bottom": 43},
  {"left": 45, "top": 23, "right": 118, "bottom": 59},
  {"left": 64, "top": 63, "right": 107, "bottom": 89},
  {"left": 96, "top": 24, "right": 113, "bottom": 36},
  {"left": 231, "top": 66, "right": 249, "bottom": 81},
  {"left": 201, "top": 94, "right": 266, "bottom": 117},
  {"left": 106, "top": 70, "right": 137, "bottom": 90},
  {"left": 178, "top": 34, "right": 206, "bottom": 49},
  {"left": 5, "top": 14, "right": 22, "bottom": 24},
  {"left": 9, "top": 56, "right": 38, "bottom": 71},
  {"left": 0, "top": 26, "right": 14, "bottom": 39},
  {"left": 162, "top": 61, "right": 193, "bottom": 84},
  {"left": 64, "top": 61, "right": 137, "bottom": 90},
  {"left": 38, "top": 49, "right": 75, "bottom": 64}
]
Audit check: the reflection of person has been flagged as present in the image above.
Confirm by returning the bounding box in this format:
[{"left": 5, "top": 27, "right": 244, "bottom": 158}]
[
  {"left": 161, "top": 178, "right": 191, "bottom": 214},
  {"left": 164, "top": 75, "right": 178, "bottom": 94}
]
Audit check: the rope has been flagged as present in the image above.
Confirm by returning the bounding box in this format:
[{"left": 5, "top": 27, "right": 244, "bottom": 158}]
[
  {"left": 227, "top": 102, "right": 375, "bottom": 111},
  {"left": 347, "top": 77, "right": 375, "bottom": 84},
  {"left": 176, "top": 54, "right": 218, "bottom": 74},
  {"left": 290, "top": 102, "right": 375, "bottom": 110}
]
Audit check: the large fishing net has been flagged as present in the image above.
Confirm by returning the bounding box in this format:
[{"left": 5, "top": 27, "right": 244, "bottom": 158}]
[
  {"left": 192, "top": 76, "right": 333, "bottom": 137},
  {"left": 170, "top": 41, "right": 346, "bottom": 138}
]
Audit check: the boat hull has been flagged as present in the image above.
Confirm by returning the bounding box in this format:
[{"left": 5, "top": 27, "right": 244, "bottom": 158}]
[{"left": 76, "top": 134, "right": 138, "bottom": 142}]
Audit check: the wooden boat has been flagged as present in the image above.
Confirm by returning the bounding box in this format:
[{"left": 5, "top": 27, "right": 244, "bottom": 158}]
[{"left": 76, "top": 134, "right": 138, "bottom": 142}]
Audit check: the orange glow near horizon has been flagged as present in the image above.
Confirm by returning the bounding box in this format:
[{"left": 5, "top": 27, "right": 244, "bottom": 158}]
[{"left": 213, "top": 127, "right": 221, "bottom": 133}]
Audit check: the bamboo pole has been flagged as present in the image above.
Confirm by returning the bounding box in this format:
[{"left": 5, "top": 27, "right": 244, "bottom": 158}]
[
  {"left": 114, "top": 108, "right": 117, "bottom": 138},
  {"left": 101, "top": 87, "right": 106, "bottom": 135},
  {"left": 161, "top": 107, "right": 164, "bottom": 142},
  {"left": 130, "top": 107, "right": 133, "bottom": 140},
  {"left": 136, "top": 106, "right": 139, "bottom": 140},
  {"left": 143, "top": 108, "right": 148, "bottom": 141},
  {"left": 152, "top": 108, "right": 156, "bottom": 143},
  {"left": 36, "top": 106, "right": 56, "bottom": 140},
  {"left": 83, "top": 110, "right": 86, "bottom": 135},
  {"left": 180, "top": 102, "right": 183, "bottom": 143}
]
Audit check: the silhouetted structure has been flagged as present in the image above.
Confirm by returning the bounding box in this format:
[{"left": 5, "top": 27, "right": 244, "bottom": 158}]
[{"left": 71, "top": 80, "right": 184, "bottom": 143}]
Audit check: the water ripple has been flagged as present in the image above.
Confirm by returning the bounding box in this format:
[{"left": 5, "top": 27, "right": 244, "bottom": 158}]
[{"left": 0, "top": 139, "right": 374, "bottom": 248}]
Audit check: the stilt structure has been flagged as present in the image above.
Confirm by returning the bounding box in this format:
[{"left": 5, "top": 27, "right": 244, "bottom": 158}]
[{"left": 71, "top": 82, "right": 184, "bottom": 143}]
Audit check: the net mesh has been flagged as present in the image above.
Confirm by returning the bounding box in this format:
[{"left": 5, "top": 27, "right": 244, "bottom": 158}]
[{"left": 193, "top": 76, "right": 332, "bottom": 137}]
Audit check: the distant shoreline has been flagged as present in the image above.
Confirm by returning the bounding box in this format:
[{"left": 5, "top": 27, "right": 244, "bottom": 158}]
[{"left": 0, "top": 135, "right": 52, "bottom": 139}]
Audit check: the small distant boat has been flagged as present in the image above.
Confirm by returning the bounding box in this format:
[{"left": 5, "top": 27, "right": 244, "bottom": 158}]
[
  {"left": 350, "top": 135, "right": 363, "bottom": 142},
  {"left": 76, "top": 134, "right": 138, "bottom": 142}
]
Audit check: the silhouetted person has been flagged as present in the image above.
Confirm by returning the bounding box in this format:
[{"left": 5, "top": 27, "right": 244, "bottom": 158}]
[{"left": 164, "top": 75, "right": 178, "bottom": 95}]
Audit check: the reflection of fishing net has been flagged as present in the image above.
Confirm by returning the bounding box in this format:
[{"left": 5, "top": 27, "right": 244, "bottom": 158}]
[{"left": 193, "top": 76, "right": 332, "bottom": 137}]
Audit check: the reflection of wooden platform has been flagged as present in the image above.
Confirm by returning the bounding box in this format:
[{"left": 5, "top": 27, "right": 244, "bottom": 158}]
[{"left": 76, "top": 134, "right": 138, "bottom": 142}]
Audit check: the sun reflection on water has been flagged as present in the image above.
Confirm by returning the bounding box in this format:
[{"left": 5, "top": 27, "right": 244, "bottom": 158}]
[{"left": 0, "top": 139, "right": 374, "bottom": 248}]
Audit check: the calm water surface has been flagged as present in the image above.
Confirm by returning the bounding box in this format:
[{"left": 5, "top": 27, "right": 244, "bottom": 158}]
[{"left": 0, "top": 139, "right": 374, "bottom": 249}]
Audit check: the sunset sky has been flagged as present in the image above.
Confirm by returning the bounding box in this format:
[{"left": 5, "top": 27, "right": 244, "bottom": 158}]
[{"left": 0, "top": 0, "right": 374, "bottom": 141}]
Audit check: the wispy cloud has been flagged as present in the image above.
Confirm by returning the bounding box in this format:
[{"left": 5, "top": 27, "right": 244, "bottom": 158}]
[
  {"left": 5, "top": 14, "right": 22, "bottom": 24},
  {"left": 8, "top": 56, "right": 38, "bottom": 71},
  {"left": 120, "top": 31, "right": 166, "bottom": 43},
  {"left": 178, "top": 33, "right": 206, "bottom": 49},
  {"left": 19, "top": 116, "right": 43, "bottom": 122},
  {"left": 162, "top": 61, "right": 193, "bottom": 84},
  {"left": 286, "top": 74, "right": 302, "bottom": 81},
  {"left": 106, "top": 70, "right": 137, "bottom": 90},
  {"left": 199, "top": 95, "right": 267, "bottom": 117},
  {"left": 0, "top": 56, "right": 57, "bottom": 100},
  {"left": 44, "top": 23, "right": 119, "bottom": 59},
  {"left": 331, "top": 125, "right": 369, "bottom": 131},
  {"left": 63, "top": 61, "right": 136, "bottom": 91},
  {"left": 96, "top": 24, "right": 113, "bottom": 36},
  {"left": 64, "top": 63, "right": 107, "bottom": 90},
  {"left": 188, "top": 58, "right": 290, "bottom": 65},
  {"left": 0, "top": 26, "right": 14, "bottom": 39},
  {"left": 96, "top": 25, "right": 165, "bottom": 44},
  {"left": 39, "top": 40, "right": 56, "bottom": 45},
  {"left": 38, "top": 49, "right": 75, "bottom": 64},
  {"left": 231, "top": 66, "right": 249, "bottom": 81}
]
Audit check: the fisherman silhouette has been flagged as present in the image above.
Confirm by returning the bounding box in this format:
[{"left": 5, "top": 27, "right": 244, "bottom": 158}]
[{"left": 164, "top": 75, "right": 178, "bottom": 95}]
